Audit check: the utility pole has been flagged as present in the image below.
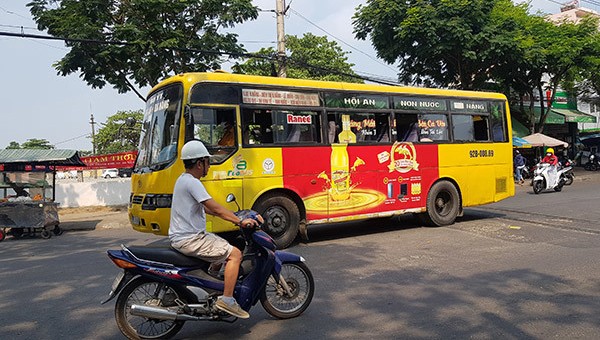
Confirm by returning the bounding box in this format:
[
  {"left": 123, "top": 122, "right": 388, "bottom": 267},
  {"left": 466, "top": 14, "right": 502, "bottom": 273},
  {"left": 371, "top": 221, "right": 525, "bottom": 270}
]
[
  {"left": 276, "top": 0, "right": 287, "bottom": 77},
  {"left": 90, "top": 113, "right": 96, "bottom": 154}
]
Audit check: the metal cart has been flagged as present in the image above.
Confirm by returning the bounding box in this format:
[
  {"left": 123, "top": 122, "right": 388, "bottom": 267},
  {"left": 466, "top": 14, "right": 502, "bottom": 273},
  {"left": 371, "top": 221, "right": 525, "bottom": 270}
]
[{"left": 0, "top": 149, "right": 85, "bottom": 241}]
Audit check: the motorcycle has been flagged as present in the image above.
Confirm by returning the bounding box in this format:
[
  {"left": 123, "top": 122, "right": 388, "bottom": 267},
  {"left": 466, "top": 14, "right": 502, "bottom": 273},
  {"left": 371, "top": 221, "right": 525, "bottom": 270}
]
[
  {"left": 584, "top": 153, "right": 599, "bottom": 171},
  {"left": 559, "top": 158, "right": 574, "bottom": 185},
  {"left": 102, "top": 194, "right": 314, "bottom": 339},
  {"left": 532, "top": 162, "right": 570, "bottom": 194}
]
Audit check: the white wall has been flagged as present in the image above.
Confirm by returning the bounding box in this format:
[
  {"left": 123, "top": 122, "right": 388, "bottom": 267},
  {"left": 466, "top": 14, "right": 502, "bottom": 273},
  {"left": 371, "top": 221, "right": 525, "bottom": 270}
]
[{"left": 54, "top": 179, "right": 131, "bottom": 208}]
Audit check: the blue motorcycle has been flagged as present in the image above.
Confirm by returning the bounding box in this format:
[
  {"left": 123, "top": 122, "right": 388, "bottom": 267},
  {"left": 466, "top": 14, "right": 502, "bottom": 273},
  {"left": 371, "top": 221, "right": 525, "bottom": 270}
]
[{"left": 102, "top": 194, "right": 314, "bottom": 339}]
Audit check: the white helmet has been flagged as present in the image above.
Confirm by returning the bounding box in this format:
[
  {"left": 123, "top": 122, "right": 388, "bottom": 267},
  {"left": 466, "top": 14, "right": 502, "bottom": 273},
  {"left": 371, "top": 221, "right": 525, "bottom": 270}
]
[{"left": 181, "top": 140, "right": 210, "bottom": 160}]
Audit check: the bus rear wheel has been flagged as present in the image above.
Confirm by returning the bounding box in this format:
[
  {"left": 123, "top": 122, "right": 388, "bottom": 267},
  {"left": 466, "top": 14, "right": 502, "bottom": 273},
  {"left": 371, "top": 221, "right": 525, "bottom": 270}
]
[
  {"left": 422, "top": 181, "right": 460, "bottom": 227},
  {"left": 254, "top": 194, "right": 300, "bottom": 249}
]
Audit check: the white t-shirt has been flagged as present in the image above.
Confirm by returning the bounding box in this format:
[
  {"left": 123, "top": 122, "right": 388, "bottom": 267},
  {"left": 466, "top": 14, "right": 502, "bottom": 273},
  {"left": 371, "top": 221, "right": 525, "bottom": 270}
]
[{"left": 169, "top": 172, "right": 212, "bottom": 244}]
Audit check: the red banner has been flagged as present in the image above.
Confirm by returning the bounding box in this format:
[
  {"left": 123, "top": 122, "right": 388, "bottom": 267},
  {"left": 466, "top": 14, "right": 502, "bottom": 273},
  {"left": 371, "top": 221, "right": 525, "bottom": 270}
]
[{"left": 59, "top": 151, "right": 138, "bottom": 170}]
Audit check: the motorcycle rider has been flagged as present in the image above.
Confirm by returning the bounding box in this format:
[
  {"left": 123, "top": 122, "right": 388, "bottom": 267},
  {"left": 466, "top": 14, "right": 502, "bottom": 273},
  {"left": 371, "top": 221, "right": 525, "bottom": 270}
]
[
  {"left": 541, "top": 147, "right": 559, "bottom": 186},
  {"left": 169, "top": 139, "right": 261, "bottom": 319}
]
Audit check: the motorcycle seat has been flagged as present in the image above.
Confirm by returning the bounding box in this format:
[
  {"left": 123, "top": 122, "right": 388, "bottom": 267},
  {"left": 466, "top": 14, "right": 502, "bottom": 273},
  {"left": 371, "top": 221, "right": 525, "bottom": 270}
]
[{"left": 126, "top": 245, "right": 210, "bottom": 268}]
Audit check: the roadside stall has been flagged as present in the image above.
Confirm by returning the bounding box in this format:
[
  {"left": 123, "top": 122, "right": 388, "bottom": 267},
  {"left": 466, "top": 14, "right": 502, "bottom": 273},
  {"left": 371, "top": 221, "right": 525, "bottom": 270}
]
[{"left": 0, "top": 149, "right": 85, "bottom": 241}]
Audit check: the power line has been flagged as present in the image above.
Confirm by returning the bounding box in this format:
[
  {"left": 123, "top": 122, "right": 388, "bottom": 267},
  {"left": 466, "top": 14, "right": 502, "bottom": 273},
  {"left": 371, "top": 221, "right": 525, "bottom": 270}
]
[
  {"left": 0, "top": 30, "right": 401, "bottom": 86},
  {"left": 55, "top": 133, "right": 90, "bottom": 146},
  {"left": 288, "top": 7, "right": 399, "bottom": 74}
]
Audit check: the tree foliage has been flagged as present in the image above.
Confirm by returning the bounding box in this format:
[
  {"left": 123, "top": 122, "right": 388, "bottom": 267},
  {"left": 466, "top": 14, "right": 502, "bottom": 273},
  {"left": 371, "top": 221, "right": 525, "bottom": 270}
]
[
  {"left": 5, "top": 142, "right": 21, "bottom": 149},
  {"left": 233, "top": 33, "right": 362, "bottom": 83},
  {"left": 95, "top": 110, "right": 143, "bottom": 154},
  {"left": 353, "top": 0, "right": 600, "bottom": 133},
  {"left": 353, "top": 0, "right": 504, "bottom": 89},
  {"left": 20, "top": 139, "right": 54, "bottom": 149},
  {"left": 27, "top": 0, "right": 259, "bottom": 100}
]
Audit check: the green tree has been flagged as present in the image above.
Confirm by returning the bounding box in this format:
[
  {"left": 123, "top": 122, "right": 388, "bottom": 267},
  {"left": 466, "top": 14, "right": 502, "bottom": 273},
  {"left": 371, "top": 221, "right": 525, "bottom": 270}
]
[
  {"left": 28, "top": 0, "right": 259, "bottom": 101},
  {"left": 5, "top": 141, "right": 21, "bottom": 149},
  {"left": 353, "top": 0, "right": 507, "bottom": 89},
  {"left": 233, "top": 33, "right": 361, "bottom": 83},
  {"left": 21, "top": 139, "right": 54, "bottom": 149},
  {"left": 95, "top": 110, "right": 143, "bottom": 154}
]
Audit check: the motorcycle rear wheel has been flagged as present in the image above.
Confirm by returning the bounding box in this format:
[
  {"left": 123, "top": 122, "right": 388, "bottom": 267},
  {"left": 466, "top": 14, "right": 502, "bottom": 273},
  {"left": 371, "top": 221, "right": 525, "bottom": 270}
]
[
  {"left": 260, "top": 262, "right": 314, "bottom": 319},
  {"left": 115, "top": 278, "right": 186, "bottom": 340},
  {"left": 533, "top": 180, "right": 544, "bottom": 194},
  {"left": 564, "top": 174, "right": 573, "bottom": 186}
]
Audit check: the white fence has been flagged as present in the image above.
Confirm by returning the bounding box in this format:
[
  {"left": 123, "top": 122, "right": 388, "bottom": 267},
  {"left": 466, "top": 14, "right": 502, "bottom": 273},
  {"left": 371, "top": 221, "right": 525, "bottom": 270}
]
[{"left": 55, "top": 178, "right": 131, "bottom": 208}]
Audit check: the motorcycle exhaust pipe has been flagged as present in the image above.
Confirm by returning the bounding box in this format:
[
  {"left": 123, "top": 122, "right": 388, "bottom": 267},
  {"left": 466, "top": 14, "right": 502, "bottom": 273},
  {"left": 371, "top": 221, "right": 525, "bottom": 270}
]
[{"left": 130, "top": 304, "right": 209, "bottom": 321}]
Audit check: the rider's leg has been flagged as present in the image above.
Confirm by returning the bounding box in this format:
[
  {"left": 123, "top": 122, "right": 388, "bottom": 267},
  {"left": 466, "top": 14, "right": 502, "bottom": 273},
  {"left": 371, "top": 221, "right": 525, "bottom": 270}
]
[{"left": 223, "top": 247, "right": 242, "bottom": 297}]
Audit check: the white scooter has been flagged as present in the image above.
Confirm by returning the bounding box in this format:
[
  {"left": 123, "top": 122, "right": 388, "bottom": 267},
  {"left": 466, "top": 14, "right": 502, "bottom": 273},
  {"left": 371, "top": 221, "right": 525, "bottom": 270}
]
[{"left": 532, "top": 162, "right": 569, "bottom": 194}]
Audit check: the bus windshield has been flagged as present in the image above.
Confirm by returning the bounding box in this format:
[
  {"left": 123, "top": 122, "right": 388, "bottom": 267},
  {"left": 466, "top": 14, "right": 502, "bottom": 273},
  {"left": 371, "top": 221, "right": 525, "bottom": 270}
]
[{"left": 135, "top": 84, "right": 183, "bottom": 170}]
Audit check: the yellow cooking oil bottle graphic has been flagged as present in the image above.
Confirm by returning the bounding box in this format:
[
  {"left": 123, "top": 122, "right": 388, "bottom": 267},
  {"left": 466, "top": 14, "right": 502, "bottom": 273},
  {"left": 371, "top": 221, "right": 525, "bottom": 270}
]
[
  {"left": 318, "top": 143, "right": 364, "bottom": 202},
  {"left": 338, "top": 114, "right": 356, "bottom": 143}
]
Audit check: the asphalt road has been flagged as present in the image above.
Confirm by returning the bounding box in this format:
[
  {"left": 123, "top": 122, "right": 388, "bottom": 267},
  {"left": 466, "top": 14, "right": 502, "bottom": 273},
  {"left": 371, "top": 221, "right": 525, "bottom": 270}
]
[{"left": 0, "top": 171, "right": 599, "bottom": 339}]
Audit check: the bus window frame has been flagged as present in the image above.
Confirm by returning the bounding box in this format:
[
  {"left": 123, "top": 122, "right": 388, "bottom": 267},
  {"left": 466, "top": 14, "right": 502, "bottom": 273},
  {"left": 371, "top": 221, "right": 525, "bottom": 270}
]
[
  {"left": 186, "top": 104, "right": 239, "bottom": 165},
  {"left": 240, "top": 104, "right": 324, "bottom": 148},
  {"left": 325, "top": 108, "right": 394, "bottom": 145}
]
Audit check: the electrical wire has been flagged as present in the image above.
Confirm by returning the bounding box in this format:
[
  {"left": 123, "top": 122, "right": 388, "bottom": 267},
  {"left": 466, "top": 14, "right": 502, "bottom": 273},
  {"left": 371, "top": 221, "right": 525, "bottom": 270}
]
[
  {"left": 54, "top": 133, "right": 90, "bottom": 146},
  {"left": 288, "top": 8, "right": 399, "bottom": 74},
  {"left": 0, "top": 30, "right": 401, "bottom": 86}
]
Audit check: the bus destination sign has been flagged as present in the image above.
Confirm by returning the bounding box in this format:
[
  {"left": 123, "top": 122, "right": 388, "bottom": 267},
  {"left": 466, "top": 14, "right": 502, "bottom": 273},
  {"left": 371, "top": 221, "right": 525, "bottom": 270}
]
[
  {"left": 394, "top": 97, "right": 447, "bottom": 111},
  {"left": 242, "top": 89, "right": 320, "bottom": 107}
]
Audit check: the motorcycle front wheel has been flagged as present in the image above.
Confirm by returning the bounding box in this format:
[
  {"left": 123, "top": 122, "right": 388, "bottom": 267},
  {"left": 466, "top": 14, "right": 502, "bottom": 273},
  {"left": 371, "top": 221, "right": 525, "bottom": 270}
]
[
  {"left": 115, "top": 278, "right": 186, "bottom": 340},
  {"left": 260, "top": 262, "right": 314, "bottom": 319},
  {"left": 533, "top": 180, "right": 544, "bottom": 194}
]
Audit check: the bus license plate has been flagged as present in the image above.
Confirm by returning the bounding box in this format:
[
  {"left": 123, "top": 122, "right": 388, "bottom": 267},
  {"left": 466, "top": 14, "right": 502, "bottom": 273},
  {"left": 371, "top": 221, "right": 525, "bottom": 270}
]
[{"left": 130, "top": 215, "right": 140, "bottom": 225}]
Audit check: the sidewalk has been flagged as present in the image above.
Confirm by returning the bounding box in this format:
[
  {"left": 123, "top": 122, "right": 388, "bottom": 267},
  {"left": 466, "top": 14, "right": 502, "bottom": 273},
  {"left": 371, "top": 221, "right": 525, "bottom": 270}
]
[{"left": 58, "top": 206, "right": 130, "bottom": 231}]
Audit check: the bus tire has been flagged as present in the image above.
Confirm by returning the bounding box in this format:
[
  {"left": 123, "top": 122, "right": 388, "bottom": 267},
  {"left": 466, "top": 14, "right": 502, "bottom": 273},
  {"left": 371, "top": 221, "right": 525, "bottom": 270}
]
[
  {"left": 254, "top": 194, "right": 300, "bottom": 249},
  {"left": 423, "top": 181, "right": 460, "bottom": 227}
]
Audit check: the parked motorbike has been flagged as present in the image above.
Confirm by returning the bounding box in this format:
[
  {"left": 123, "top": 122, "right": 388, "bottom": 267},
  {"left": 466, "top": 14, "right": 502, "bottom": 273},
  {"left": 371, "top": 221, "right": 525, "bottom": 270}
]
[
  {"left": 584, "top": 153, "right": 599, "bottom": 171},
  {"left": 102, "top": 194, "right": 314, "bottom": 339},
  {"left": 532, "top": 163, "right": 570, "bottom": 194}
]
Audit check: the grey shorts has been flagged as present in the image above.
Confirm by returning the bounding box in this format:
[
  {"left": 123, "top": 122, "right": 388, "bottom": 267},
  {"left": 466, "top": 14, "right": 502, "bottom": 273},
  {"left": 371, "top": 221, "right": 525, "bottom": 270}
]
[{"left": 171, "top": 232, "right": 233, "bottom": 263}]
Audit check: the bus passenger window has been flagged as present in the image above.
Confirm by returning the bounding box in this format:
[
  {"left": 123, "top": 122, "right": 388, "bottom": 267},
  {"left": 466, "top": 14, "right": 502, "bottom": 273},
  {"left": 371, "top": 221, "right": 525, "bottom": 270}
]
[
  {"left": 242, "top": 108, "right": 320, "bottom": 145},
  {"left": 490, "top": 102, "right": 507, "bottom": 142},
  {"left": 473, "top": 115, "right": 489, "bottom": 141},
  {"left": 327, "top": 112, "right": 390, "bottom": 144},
  {"left": 395, "top": 114, "right": 419, "bottom": 142},
  {"left": 452, "top": 115, "right": 474, "bottom": 141},
  {"left": 453, "top": 114, "right": 489, "bottom": 142},
  {"left": 418, "top": 114, "right": 449, "bottom": 142}
]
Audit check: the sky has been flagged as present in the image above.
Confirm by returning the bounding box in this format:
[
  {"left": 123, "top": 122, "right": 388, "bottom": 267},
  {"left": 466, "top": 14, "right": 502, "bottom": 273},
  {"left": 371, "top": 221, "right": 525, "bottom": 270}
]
[{"left": 0, "top": 0, "right": 579, "bottom": 151}]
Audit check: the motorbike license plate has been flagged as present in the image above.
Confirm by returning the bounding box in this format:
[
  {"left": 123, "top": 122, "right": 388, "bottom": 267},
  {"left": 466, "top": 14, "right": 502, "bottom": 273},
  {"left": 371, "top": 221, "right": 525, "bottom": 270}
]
[{"left": 110, "top": 271, "right": 125, "bottom": 293}]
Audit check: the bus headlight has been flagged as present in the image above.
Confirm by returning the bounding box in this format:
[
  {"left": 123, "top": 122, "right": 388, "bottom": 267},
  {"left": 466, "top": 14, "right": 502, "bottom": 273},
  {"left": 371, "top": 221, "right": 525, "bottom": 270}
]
[{"left": 142, "top": 194, "right": 173, "bottom": 210}]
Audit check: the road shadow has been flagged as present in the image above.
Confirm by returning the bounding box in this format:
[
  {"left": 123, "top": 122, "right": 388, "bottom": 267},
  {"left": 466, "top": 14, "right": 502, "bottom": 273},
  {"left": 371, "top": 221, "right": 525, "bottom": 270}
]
[
  {"left": 176, "top": 241, "right": 600, "bottom": 339},
  {"left": 303, "top": 209, "right": 504, "bottom": 245}
]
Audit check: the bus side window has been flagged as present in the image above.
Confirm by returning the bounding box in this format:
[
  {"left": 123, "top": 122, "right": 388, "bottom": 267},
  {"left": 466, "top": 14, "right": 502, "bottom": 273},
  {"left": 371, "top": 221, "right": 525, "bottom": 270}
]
[{"left": 395, "top": 113, "right": 419, "bottom": 142}]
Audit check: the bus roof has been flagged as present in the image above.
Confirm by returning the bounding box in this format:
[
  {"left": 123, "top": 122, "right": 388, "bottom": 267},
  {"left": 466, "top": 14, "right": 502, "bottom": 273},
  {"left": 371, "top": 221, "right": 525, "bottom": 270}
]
[{"left": 149, "top": 71, "right": 507, "bottom": 101}]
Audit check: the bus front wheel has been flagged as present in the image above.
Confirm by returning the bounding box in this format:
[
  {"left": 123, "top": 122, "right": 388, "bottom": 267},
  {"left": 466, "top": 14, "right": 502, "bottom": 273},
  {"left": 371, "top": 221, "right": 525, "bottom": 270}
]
[
  {"left": 422, "top": 181, "right": 460, "bottom": 227},
  {"left": 254, "top": 194, "right": 300, "bottom": 249}
]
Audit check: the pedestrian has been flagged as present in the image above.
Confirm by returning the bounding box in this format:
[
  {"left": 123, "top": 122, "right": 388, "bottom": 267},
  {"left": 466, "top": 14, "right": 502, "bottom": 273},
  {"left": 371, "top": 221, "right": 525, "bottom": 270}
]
[
  {"left": 514, "top": 150, "right": 526, "bottom": 185},
  {"left": 169, "top": 140, "right": 262, "bottom": 319}
]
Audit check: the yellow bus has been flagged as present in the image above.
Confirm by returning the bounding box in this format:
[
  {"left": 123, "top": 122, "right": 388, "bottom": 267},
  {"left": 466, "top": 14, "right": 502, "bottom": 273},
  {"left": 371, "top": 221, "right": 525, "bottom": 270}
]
[{"left": 129, "top": 72, "right": 514, "bottom": 248}]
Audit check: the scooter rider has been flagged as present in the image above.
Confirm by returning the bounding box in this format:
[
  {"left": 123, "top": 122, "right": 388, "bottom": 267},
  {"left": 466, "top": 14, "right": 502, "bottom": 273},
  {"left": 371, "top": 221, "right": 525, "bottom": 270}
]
[
  {"left": 169, "top": 139, "right": 262, "bottom": 319},
  {"left": 541, "top": 147, "right": 559, "bottom": 186}
]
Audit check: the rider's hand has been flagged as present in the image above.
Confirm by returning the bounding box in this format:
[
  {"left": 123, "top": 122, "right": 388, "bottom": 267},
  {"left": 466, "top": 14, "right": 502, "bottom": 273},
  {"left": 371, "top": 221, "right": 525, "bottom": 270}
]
[{"left": 240, "top": 215, "right": 263, "bottom": 228}]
